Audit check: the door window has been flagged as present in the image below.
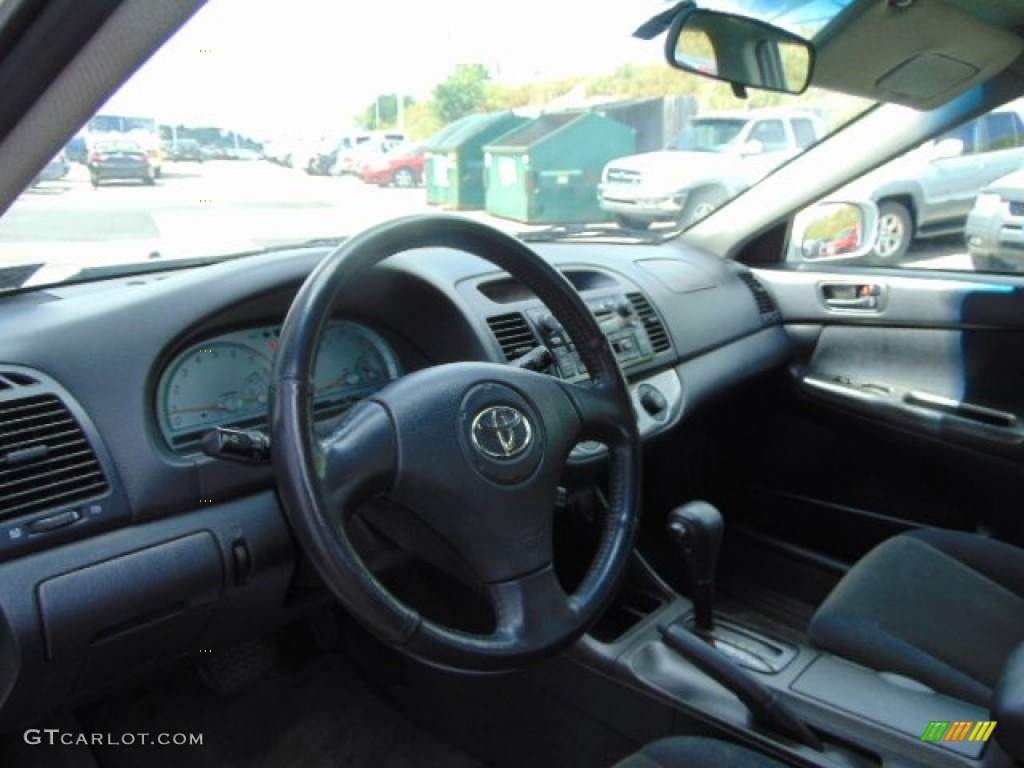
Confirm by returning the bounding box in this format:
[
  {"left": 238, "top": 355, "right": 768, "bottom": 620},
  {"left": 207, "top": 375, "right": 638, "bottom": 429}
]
[{"left": 790, "top": 101, "right": 1024, "bottom": 274}]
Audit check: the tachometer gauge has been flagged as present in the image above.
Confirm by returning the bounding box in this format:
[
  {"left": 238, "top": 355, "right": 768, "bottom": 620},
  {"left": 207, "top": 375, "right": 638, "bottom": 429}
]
[
  {"left": 160, "top": 342, "right": 271, "bottom": 436},
  {"left": 313, "top": 322, "right": 401, "bottom": 400}
]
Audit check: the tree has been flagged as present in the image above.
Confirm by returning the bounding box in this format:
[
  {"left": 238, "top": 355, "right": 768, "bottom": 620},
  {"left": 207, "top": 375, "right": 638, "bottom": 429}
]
[
  {"left": 356, "top": 94, "right": 416, "bottom": 131},
  {"left": 432, "top": 63, "right": 490, "bottom": 124}
]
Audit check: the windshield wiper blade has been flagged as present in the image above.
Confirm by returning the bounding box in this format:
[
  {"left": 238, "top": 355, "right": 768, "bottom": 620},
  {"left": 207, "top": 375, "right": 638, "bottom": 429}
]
[
  {"left": 0, "top": 263, "right": 45, "bottom": 294},
  {"left": 298, "top": 236, "right": 349, "bottom": 248},
  {"left": 518, "top": 223, "right": 678, "bottom": 244}
]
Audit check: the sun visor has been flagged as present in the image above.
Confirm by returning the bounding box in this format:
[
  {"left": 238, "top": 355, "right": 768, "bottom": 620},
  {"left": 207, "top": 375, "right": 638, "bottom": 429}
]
[{"left": 813, "top": 0, "right": 1023, "bottom": 109}]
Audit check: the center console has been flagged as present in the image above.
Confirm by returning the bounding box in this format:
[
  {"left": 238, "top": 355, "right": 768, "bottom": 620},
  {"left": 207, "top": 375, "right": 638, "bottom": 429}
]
[
  {"left": 568, "top": 500, "right": 1012, "bottom": 768},
  {"left": 525, "top": 293, "right": 660, "bottom": 383},
  {"left": 465, "top": 269, "right": 685, "bottom": 461}
]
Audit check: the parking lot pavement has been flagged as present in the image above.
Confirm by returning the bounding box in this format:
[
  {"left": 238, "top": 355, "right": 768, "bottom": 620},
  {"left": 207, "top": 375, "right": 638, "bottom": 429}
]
[
  {"left": 0, "top": 160, "right": 976, "bottom": 276},
  {"left": 1, "top": 160, "right": 439, "bottom": 272},
  {"left": 900, "top": 235, "right": 973, "bottom": 271}
]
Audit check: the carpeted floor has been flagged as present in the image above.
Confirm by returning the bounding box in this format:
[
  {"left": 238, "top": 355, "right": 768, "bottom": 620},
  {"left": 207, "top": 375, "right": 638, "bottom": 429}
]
[{"left": 7, "top": 650, "right": 489, "bottom": 768}]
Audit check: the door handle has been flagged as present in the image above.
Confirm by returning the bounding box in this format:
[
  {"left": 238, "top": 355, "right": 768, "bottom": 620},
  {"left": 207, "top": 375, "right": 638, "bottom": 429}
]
[
  {"left": 824, "top": 296, "right": 879, "bottom": 310},
  {"left": 819, "top": 282, "right": 885, "bottom": 311}
]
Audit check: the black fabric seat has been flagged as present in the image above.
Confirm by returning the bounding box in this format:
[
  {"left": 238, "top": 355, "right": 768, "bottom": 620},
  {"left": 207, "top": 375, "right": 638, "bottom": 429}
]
[
  {"left": 808, "top": 529, "right": 1024, "bottom": 707},
  {"left": 613, "top": 736, "right": 788, "bottom": 768}
]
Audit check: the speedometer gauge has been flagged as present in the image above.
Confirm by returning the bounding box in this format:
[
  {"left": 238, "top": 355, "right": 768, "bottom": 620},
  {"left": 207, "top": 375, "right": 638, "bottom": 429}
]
[{"left": 162, "top": 342, "right": 272, "bottom": 434}]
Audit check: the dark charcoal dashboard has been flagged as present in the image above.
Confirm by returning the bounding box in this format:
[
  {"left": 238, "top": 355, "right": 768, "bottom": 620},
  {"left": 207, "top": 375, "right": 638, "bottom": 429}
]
[{"left": 0, "top": 237, "right": 788, "bottom": 729}]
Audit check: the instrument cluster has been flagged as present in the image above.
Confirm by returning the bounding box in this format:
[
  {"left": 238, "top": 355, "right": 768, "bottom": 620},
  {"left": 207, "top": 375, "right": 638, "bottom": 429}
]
[{"left": 156, "top": 321, "right": 401, "bottom": 453}]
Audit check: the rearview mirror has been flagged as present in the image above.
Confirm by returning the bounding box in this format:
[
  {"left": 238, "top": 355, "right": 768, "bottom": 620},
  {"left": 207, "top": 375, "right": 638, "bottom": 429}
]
[{"left": 666, "top": 8, "right": 814, "bottom": 95}]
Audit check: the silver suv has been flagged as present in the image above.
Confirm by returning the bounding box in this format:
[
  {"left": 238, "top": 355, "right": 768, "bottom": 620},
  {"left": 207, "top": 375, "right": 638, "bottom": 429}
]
[
  {"left": 840, "top": 102, "right": 1024, "bottom": 261},
  {"left": 597, "top": 108, "right": 825, "bottom": 229}
]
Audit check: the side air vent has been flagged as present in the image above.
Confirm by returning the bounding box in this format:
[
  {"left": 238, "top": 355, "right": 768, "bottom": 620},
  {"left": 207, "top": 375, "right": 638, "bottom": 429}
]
[
  {"left": 0, "top": 370, "right": 40, "bottom": 390},
  {"left": 486, "top": 313, "right": 537, "bottom": 361},
  {"left": 737, "top": 272, "right": 782, "bottom": 325},
  {"left": 626, "top": 292, "right": 671, "bottom": 354},
  {"left": 0, "top": 394, "right": 109, "bottom": 520}
]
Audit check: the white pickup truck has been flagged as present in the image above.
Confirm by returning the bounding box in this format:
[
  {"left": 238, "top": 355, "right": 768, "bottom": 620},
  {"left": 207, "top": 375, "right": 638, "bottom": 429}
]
[{"left": 598, "top": 108, "right": 826, "bottom": 229}]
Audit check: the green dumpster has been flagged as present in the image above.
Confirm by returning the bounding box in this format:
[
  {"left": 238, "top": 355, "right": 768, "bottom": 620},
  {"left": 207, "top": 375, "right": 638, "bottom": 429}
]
[
  {"left": 483, "top": 112, "right": 635, "bottom": 225},
  {"left": 423, "top": 113, "right": 491, "bottom": 206},
  {"left": 424, "top": 111, "right": 529, "bottom": 210}
]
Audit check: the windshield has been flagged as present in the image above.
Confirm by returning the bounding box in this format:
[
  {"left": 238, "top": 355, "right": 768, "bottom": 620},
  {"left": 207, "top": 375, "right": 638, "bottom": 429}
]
[{"left": 1, "top": 0, "right": 873, "bottom": 291}]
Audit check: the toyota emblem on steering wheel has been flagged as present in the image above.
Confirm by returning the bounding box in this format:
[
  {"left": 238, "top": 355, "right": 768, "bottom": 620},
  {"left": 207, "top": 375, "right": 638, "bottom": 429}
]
[{"left": 471, "top": 405, "right": 533, "bottom": 459}]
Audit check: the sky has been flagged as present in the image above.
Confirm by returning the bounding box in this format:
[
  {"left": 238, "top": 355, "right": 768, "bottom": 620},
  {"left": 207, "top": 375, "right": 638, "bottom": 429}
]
[{"left": 104, "top": 0, "right": 668, "bottom": 140}]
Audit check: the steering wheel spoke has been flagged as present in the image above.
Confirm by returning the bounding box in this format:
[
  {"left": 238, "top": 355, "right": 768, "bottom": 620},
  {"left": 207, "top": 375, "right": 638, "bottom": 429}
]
[
  {"left": 558, "top": 379, "right": 636, "bottom": 447},
  {"left": 489, "top": 565, "right": 578, "bottom": 650},
  {"left": 316, "top": 400, "right": 397, "bottom": 517}
]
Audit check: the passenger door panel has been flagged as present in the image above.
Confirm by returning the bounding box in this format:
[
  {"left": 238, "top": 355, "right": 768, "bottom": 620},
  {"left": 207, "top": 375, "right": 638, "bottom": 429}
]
[{"left": 712, "top": 267, "right": 1024, "bottom": 568}]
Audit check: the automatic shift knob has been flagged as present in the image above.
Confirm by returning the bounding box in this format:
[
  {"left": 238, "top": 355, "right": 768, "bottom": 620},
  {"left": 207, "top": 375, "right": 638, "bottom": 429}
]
[{"left": 667, "top": 501, "right": 723, "bottom": 632}]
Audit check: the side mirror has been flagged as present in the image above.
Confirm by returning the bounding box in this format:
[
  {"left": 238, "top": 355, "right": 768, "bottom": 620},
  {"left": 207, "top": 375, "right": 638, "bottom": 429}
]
[
  {"left": 666, "top": 8, "right": 814, "bottom": 95},
  {"left": 790, "top": 201, "right": 879, "bottom": 263}
]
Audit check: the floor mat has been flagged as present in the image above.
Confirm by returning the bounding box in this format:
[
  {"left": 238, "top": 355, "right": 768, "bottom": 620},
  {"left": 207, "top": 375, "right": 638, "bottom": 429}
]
[
  {"left": 77, "top": 652, "right": 487, "bottom": 768},
  {"left": 337, "top": 620, "right": 641, "bottom": 768}
]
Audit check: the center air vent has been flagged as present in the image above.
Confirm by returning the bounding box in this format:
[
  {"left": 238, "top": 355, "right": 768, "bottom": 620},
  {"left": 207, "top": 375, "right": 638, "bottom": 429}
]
[
  {"left": 486, "top": 313, "right": 537, "bottom": 361},
  {"left": 626, "top": 293, "right": 671, "bottom": 353},
  {"left": 737, "top": 272, "right": 782, "bottom": 325},
  {"left": 0, "top": 394, "right": 108, "bottom": 521}
]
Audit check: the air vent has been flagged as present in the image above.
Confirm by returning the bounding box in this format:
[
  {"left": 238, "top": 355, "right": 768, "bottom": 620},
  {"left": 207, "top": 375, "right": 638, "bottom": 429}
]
[
  {"left": 626, "top": 292, "right": 671, "bottom": 354},
  {"left": 0, "top": 370, "right": 40, "bottom": 391},
  {"left": 0, "top": 394, "right": 108, "bottom": 520},
  {"left": 486, "top": 313, "right": 537, "bottom": 361},
  {"left": 737, "top": 272, "right": 782, "bottom": 325}
]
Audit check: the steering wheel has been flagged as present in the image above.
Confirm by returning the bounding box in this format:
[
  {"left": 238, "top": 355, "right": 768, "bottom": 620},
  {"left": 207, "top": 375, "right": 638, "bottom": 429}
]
[{"left": 271, "top": 214, "right": 641, "bottom": 671}]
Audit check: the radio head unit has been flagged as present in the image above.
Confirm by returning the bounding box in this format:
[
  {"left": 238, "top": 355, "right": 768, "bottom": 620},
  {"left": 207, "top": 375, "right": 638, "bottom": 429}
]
[{"left": 526, "top": 293, "right": 658, "bottom": 380}]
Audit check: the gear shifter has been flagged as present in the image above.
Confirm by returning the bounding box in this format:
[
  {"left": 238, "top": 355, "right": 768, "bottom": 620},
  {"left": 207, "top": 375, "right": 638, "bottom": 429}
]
[
  {"left": 660, "top": 502, "right": 822, "bottom": 751},
  {"left": 667, "top": 500, "right": 723, "bottom": 632}
]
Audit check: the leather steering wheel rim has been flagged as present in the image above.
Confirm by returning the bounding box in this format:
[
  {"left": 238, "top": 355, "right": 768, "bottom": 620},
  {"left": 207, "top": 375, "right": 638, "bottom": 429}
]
[{"left": 271, "top": 214, "right": 641, "bottom": 671}]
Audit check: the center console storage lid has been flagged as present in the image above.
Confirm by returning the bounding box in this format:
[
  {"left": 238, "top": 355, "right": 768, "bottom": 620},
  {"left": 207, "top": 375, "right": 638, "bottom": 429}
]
[{"left": 791, "top": 654, "right": 991, "bottom": 759}]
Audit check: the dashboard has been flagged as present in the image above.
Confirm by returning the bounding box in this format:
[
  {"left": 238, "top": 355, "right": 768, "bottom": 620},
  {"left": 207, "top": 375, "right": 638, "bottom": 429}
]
[{"left": 0, "top": 237, "right": 790, "bottom": 729}]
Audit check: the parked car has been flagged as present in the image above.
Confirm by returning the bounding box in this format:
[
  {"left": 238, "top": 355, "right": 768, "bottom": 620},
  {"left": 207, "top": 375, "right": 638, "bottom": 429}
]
[
  {"left": 598, "top": 108, "right": 825, "bottom": 229},
  {"left": 358, "top": 143, "right": 425, "bottom": 187},
  {"left": 225, "top": 147, "right": 263, "bottom": 161},
  {"left": 331, "top": 132, "right": 406, "bottom": 175},
  {"left": 964, "top": 169, "right": 1024, "bottom": 272},
  {"left": 30, "top": 151, "right": 69, "bottom": 185},
  {"left": 87, "top": 139, "right": 155, "bottom": 186},
  {"left": 838, "top": 101, "right": 1024, "bottom": 261},
  {"left": 64, "top": 136, "right": 88, "bottom": 164},
  {"left": 821, "top": 225, "right": 860, "bottom": 257},
  {"left": 305, "top": 132, "right": 407, "bottom": 177},
  {"left": 163, "top": 138, "right": 203, "bottom": 162}
]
